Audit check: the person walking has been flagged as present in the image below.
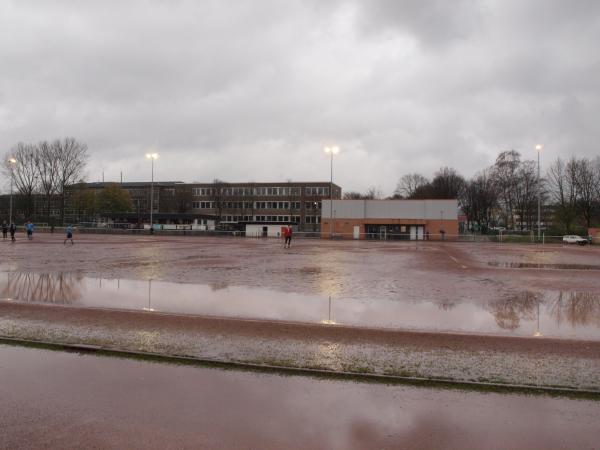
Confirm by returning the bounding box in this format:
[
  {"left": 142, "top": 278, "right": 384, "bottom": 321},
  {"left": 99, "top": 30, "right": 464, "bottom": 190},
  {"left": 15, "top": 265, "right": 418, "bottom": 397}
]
[
  {"left": 25, "top": 221, "right": 34, "bottom": 240},
  {"left": 284, "top": 224, "right": 293, "bottom": 248},
  {"left": 9, "top": 223, "right": 16, "bottom": 242},
  {"left": 64, "top": 225, "right": 74, "bottom": 245},
  {"left": 2, "top": 221, "right": 7, "bottom": 240}
]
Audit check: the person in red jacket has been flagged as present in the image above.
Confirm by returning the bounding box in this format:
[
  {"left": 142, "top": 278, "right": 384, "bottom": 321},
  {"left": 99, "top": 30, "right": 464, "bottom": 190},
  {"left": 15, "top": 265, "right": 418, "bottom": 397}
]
[{"left": 283, "top": 225, "right": 293, "bottom": 248}]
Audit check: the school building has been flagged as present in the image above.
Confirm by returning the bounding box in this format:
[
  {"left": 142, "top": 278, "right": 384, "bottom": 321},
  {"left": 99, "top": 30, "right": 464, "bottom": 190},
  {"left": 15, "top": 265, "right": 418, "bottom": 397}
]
[{"left": 320, "top": 199, "right": 459, "bottom": 240}]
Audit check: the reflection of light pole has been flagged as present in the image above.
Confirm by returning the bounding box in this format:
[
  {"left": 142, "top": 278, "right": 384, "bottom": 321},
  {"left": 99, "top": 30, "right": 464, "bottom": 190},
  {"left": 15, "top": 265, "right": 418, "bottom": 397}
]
[
  {"left": 145, "top": 153, "right": 158, "bottom": 230},
  {"left": 8, "top": 157, "right": 17, "bottom": 225},
  {"left": 143, "top": 279, "right": 155, "bottom": 312},
  {"left": 324, "top": 146, "right": 339, "bottom": 238},
  {"left": 535, "top": 144, "right": 543, "bottom": 241},
  {"left": 321, "top": 295, "right": 336, "bottom": 325},
  {"left": 533, "top": 300, "right": 542, "bottom": 337}
]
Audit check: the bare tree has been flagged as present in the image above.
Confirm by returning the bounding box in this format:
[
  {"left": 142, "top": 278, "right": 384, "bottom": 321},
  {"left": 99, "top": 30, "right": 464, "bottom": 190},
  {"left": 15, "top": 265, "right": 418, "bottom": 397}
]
[
  {"left": 513, "top": 160, "right": 538, "bottom": 230},
  {"left": 459, "top": 168, "right": 498, "bottom": 232},
  {"left": 395, "top": 173, "right": 429, "bottom": 198},
  {"left": 343, "top": 191, "right": 365, "bottom": 199},
  {"left": 35, "top": 140, "right": 61, "bottom": 225},
  {"left": 572, "top": 157, "right": 600, "bottom": 228},
  {"left": 546, "top": 157, "right": 578, "bottom": 233},
  {"left": 54, "top": 138, "right": 89, "bottom": 224},
  {"left": 492, "top": 151, "right": 521, "bottom": 228},
  {"left": 2, "top": 143, "right": 40, "bottom": 219},
  {"left": 364, "top": 186, "right": 383, "bottom": 199}
]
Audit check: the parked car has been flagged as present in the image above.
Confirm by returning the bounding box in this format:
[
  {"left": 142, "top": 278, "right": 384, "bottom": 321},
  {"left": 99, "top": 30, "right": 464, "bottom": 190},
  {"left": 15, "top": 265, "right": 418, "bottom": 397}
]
[{"left": 562, "top": 235, "right": 588, "bottom": 245}]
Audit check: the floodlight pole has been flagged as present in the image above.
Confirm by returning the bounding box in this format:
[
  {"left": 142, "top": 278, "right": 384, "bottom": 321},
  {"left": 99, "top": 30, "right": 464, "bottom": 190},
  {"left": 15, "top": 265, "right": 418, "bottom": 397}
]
[{"left": 536, "top": 144, "right": 543, "bottom": 241}]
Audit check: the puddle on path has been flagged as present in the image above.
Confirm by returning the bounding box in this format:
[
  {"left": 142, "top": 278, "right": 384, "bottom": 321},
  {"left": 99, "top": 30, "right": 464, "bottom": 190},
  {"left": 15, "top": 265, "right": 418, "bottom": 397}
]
[
  {"left": 488, "top": 261, "right": 600, "bottom": 270},
  {"left": 1, "top": 272, "right": 599, "bottom": 340}
]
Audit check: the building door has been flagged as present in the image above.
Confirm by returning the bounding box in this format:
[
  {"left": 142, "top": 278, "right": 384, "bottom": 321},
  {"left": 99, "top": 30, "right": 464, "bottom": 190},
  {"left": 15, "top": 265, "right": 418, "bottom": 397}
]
[
  {"left": 379, "top": 226, "right": 387, "bottom": 240},
  {"left": 410, "top": 226, "right": 417, "bottom": 240},
  {"left": 262, "top": 226, "right": 268, "bottom": 237},
  {"left": 417, "top": 226, "right": 424, "bottom": 240},
  {"left": 353, "top": 226, "right": 360, "bottom": 240}
]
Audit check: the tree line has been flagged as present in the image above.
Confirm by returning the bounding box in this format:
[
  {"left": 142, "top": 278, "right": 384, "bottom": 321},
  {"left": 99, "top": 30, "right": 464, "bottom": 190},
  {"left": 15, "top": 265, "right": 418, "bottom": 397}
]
[
  {"left": 2, "top": 138, "right": 89, "bottom": 224},
  {"left": 345, "top": 151, "right": 600, "bottom": 234}
]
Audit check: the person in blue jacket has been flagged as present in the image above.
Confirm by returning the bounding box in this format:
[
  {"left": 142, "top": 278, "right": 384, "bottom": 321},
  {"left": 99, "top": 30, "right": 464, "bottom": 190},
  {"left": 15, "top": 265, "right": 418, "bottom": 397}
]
[
  {"left": 64, "top": 225, "right": 74, "bottom": 245},
  {"left": 25, "top": 221, "right": 34, "bottom": 240}
]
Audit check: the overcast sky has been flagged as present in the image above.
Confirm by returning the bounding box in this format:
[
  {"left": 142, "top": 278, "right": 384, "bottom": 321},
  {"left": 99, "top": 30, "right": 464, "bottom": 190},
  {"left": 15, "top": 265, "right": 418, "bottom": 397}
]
[{"left": 1, "top": 0, "right": 599, "bottom": 195}]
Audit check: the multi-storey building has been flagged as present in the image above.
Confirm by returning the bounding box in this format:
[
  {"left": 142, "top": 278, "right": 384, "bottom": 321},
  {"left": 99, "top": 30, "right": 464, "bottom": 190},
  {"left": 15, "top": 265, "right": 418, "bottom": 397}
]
[
  {"left": 187, "top": 181, "right": 341, "bottom": 231},
  {"left": 63, "top": 181, "right": 341, "bottom": 231}
]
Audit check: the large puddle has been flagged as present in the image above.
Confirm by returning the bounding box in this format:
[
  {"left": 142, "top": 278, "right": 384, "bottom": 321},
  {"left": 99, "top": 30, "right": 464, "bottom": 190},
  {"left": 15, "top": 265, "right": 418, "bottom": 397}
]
[
  {"left": 488, "top": 261, "right": 600, "bottom": 270},
  {"left": 1, "top": 272, "right": 600, "bottom": 340}
]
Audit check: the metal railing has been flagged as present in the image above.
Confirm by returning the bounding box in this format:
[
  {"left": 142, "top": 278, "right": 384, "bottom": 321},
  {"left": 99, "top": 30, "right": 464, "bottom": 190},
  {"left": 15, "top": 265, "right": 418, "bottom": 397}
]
[{"left": 8, "top": 224, "right": 598, "bottom": 245}]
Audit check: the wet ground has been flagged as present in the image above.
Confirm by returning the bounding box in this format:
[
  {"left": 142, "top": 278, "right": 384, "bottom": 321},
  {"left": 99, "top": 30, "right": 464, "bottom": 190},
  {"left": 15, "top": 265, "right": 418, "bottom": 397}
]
[
  {"left": 1, "top": 343, "right": 599, "bottom": 450},
  {"left": 1, "top": 234, "right": 599, "bottom": 390},
  {"left": 1, "top": 235, "right": 599, "bottom": 340}
]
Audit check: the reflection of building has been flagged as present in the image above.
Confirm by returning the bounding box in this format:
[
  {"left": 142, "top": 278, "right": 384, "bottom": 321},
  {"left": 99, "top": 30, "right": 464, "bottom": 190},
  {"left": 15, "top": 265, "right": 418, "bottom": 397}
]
[{"left": 321, "top": 199, "right": 459, "bottom": 240}]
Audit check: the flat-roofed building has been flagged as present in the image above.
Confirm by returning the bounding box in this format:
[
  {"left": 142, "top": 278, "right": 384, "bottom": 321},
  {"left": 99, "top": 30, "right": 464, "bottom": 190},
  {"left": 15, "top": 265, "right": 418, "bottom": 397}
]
[
  {"left": 188, "top": 181, "right": 341, "bottom": 232},
  {"left": 321, "top": 199, "right": 459, "bottom": 240},
  {"left": 65, "top": 181, "right": 341, "bottom": 231}
]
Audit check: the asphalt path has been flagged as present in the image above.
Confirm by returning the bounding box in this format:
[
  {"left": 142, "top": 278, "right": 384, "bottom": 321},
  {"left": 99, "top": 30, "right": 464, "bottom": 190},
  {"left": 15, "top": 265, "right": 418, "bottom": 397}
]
[{"left": 1, "top": 344, "right": 599, "bottom": 450}]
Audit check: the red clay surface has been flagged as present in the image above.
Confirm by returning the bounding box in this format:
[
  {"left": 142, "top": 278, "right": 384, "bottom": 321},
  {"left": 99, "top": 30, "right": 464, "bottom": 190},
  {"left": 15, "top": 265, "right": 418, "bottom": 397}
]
[
  {"left": 1, "top": 233, "right": 599, "bottom": 337},
  {"left": 1, "top": 234, "right": 599, "bottom": 389},
  {"left": 2, "top": 233, "right": 599, "bottom": 294},
  {"left": 2, "top": 344, "right": 600, "bottom": 450}
]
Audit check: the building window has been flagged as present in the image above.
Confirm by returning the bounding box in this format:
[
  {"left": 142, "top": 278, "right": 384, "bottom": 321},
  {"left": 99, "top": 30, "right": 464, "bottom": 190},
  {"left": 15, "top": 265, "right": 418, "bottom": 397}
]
[
  {"left": 193, "top": 201, "right": 213, "bottom": 209},
  {"left": 305, "top": 187, "right": 329, "bottom": 196}
]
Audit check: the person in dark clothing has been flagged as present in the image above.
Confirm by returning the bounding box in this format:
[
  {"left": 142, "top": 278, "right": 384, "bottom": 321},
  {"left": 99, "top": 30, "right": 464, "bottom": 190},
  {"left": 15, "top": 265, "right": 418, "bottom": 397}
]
[
  {"left": 9, "top": 223, "right": 16, "bottom": 242},
  {"left": 2, "top": 222, "right": 7, "bottom": 239}
]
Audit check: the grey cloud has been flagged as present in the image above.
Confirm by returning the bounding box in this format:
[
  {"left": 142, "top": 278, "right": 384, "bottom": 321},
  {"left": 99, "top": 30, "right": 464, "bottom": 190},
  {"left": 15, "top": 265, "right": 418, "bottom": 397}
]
[{"left": 1, "top": 0, "right": 599, "bottom": 195}]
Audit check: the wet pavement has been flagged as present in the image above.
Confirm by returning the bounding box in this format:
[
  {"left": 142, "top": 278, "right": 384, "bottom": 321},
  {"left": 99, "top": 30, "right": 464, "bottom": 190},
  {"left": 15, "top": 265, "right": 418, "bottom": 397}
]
[{"left": 1, "top": 343, "right": 599, "bottom": 450}]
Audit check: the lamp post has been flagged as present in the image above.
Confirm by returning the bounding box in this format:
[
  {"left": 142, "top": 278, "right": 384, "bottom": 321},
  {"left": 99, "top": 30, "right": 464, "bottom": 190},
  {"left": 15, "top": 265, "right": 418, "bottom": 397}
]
[
  {"left": 535, "top": 144, "right": 543, "bottom": 242},
  {"left": 323, "top": 146, "right": 339, "bottom": 238},
  {"left": 145, "top": 153, "right": 158, "bottom": 230},
  {"left": 7, "top": 157, "right": 17, "bottom": 225}
]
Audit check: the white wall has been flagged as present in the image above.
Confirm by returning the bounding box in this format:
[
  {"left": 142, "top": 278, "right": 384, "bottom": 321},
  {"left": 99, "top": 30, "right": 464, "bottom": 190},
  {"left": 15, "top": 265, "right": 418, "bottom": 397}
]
[
  {"left": 245, "top": 224, "right": 285, "bottom": 238},
  {"left": 321, "top": 199, "right": 458, "bottom": 220}
]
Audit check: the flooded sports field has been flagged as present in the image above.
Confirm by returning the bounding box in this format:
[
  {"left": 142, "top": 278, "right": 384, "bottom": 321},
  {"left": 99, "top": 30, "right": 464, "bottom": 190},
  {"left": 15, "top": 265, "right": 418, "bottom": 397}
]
[
  {"left": 1, "top": 234, "right": 599, "bottom": 341},
  {"left": 2, "top": 272, "right": 600, "bottom": 340}
]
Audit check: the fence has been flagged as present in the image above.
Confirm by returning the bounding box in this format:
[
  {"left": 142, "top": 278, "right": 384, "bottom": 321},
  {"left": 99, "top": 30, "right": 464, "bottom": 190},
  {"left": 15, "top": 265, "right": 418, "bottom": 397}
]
[{"left": 14, "top": 224, "right": 598, "bottom": 245}]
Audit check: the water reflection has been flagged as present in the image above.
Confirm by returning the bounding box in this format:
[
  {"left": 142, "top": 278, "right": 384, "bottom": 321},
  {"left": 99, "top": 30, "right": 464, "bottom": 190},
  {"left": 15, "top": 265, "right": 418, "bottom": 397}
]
[
  {"left": 321, "top": 295, "right": 337, "bottom": 325},
  {"left": 488, "top": 291, "right": 541, "bottom": 331},
  {"left": 550, "top": 291, "right": 600, "bottom": 327},
  {"left": 142, "top": 279, "right": 155, "bottom": 312},
  {"left": 488, "top": 261, "right": 600, "bottom": 271},
  {"left": 488, "top": 290, "right": 600, "bottom": 335},
  {"left": 0, "top": 272, "right": 599, "bottom": 340},
  {"left": 1, "top": 272, "right": 82, "bottom": 304}
]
